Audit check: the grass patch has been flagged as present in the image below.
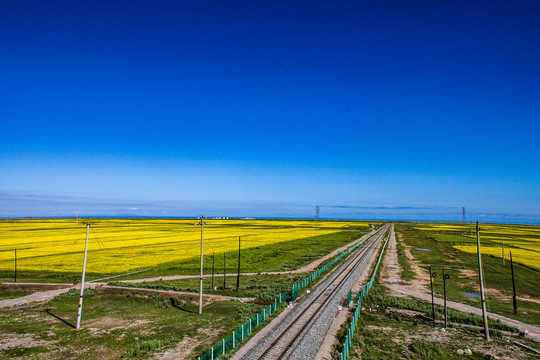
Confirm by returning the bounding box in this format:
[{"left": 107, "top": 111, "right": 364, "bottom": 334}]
[
  {"left": 109, "top": 273, "right": 305, "bottom": 303},
  {"left": 0, "top": 285, "right": 37, "bottom": 300}
]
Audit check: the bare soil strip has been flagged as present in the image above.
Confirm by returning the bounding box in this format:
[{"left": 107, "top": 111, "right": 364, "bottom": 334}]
[
  {"left": 0, "top": 286, "right": 74, "bottom": 309},
  {"left": 88, "top": 284, "right": 256, "bottom": 302},
  {"left": 381, "top": 227, "right": 540, "bottom": 342}
]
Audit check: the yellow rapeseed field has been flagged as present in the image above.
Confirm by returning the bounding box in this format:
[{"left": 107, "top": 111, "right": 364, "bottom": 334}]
[
  {"left": 455, "top": 246, "right": 539, "bottom": 270},
  {"left": 0, "top": 219, "right": 369, "bottom": 274}
]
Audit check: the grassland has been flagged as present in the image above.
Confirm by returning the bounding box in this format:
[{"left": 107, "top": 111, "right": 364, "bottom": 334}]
[
  {"left": 0, "top": 219, "right": 372, "bottom": 282},
  {"left": 395, "top": 223, "right": 540, "bottom": 326},
  {"left": 0, "top": 287, "right": 265, "bottom": 359},
  {"left": 346, "top": 282, "right": 538, "bottom": 360}
]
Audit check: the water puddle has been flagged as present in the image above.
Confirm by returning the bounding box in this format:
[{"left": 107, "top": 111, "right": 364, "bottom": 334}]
[
  {"left": 464, "top": 292, "right": 481, "bottom": 298},
  {"left": 413, "top": 248, "right": 431, "bottom": 252}
]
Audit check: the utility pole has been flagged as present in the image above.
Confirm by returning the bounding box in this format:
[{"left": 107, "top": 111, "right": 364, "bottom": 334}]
[
  {"left": 76, "top": 222, "right": 90, "bottom": 329},
  {"left": 14, "top": 249, "right": 17, "bottom": 283},
  {"left": 476, "top": 220, "right": 490, "bottom": 340},
  {"left": 429, "top": 266, "right": 437, "bottom": 328},
  {"left": 198, "top": 216, "right": 205, "bottom": 315},
  {"left": 223, "top": 253, "right": 226, "bottom": 290},
  {"left": 236, "top": 237, "right": 241, "bottom": 292},
  {"left": 510, "top": 251, "right": 517, "bottom": 314},
  {"left": 443, "top": 269, "right": 450, "bottom": 328},
  {"left": 212, "top": 252, "right": 215, "bottom": 291},
  {"left": 502, "top": 242, "right": 505, "bottom": 266}
]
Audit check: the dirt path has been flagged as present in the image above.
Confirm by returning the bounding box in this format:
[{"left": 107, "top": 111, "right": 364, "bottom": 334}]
[
  {"left": 0, "top": 286, "right": 74, "bottom": 309},
  {"left": 381, "top": 227, "right": 540, "bottom": 343},
  {"left": 87, "top": 283, "right": 256, "bottom": 302}
]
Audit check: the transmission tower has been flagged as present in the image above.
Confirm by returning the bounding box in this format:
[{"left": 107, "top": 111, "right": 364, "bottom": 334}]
[{"left": 315, "top": 206, "right": 320, "bottom": 221}]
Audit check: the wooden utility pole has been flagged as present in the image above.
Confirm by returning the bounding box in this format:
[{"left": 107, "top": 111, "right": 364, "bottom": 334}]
[
  {"left": 476, "top": 220, "right": 490, "bottom": 340},
  {"left": 236, "top": 237, "right": 241, "bottom": 292},
  {"left": 429, "top": 266, "right": 436, "bottom": 328},
  {"left": 76, "top": 223, "right": 90, "bottom": 329},
  {"left": 212, "top": 252, "right": 215, "bottom": 290},
  {"left": 223, "top": 253, "right": 226, "bottom": 290},
  {"left": 443, "top": 269, "right": 450, "bottom": 328},
  {"left": 14, "top": 249, "right": 17, "bottom": 283},
  {"left": 510, "top": 251, "right": 517, "bottom": 314}
]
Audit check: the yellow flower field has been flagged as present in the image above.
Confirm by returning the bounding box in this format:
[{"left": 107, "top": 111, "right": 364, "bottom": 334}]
[
  {"left": 0, "top": 219, "right": 370, "bottom": 274},
  {"left": 453, "top": 245, "right": 539, "bottom": 270}
]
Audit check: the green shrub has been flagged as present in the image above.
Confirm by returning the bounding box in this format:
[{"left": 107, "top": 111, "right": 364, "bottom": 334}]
[{"left": 123, "top": 338, "right": 165, "bottom": 357}]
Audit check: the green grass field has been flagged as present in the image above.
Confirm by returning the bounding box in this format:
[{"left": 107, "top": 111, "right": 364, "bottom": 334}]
[
  {"left": 396, "top": 223, "right": 540, "bottom": 326},
  {"left": 0, "top": 287, "right": 265, "bottom": 359}
]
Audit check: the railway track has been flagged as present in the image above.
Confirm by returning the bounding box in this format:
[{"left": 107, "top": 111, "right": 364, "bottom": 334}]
[{"left": 246, "top": 224, "right": 389, "bottom": 360}]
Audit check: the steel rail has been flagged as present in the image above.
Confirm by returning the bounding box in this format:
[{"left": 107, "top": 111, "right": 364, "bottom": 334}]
[{"left": 256, "top": 225, "right": 389, "bottom": 360}]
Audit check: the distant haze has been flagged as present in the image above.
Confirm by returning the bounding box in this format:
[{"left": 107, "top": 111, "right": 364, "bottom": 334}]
[{"left": 1, "top": 192, "right": 538, "bottom": 225}]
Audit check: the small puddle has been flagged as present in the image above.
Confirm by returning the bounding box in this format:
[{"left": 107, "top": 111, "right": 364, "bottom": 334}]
[
  {"left": 464, "top": 292, "right": 481, "bottom": 298},
  {"left": 413, "top": 248, "right": 431, "bottom": 252}
]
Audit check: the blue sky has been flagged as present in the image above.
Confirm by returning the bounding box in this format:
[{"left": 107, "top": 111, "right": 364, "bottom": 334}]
[{"left": 1, "top": 1, "right": 539, "bottom": 223}]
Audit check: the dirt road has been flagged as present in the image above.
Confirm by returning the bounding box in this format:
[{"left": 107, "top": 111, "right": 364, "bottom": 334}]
[{"left": 0, "top": 286, "right": 73, "bottom": 309}]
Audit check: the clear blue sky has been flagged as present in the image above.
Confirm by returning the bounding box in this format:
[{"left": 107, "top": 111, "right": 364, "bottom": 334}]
[{"left": 1, "top": 1, "right": 539, "bottom": 223}]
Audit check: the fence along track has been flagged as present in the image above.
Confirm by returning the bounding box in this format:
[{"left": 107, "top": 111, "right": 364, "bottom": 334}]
[{"left": 256, "top": 225, "right": 389, "bottom": 360}]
